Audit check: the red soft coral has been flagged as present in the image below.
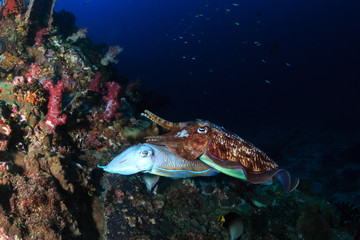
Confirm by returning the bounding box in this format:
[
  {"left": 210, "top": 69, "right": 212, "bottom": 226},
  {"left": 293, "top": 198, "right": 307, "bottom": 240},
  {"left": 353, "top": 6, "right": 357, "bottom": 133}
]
[{"left": 43, "top": 80, "right": 67, "bottom": 130}]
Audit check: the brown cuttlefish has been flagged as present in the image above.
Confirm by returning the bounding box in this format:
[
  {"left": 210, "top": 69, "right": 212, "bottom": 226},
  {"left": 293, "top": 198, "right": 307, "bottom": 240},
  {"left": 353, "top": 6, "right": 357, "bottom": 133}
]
[{"left": 142, "top": 110, "right": 299, "bottom": 193}]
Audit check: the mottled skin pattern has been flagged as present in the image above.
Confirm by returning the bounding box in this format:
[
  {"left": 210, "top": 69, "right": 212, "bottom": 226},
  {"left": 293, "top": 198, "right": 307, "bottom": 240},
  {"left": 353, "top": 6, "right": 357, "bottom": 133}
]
[
  {"left": 142, "top": 110, "right": 277, "bottom": 173},
  {"left": 142, "top": 110, "right": 299, "bottom": 193}
]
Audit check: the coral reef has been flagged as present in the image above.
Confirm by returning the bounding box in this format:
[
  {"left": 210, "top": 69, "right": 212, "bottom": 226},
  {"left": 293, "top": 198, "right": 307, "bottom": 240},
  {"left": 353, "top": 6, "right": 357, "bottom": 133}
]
[
  {"left": 0, "top": 1, "right": 155, "bottom": 239},
  {"left": 0, "top": 1, "right": 359, "bottom": 240}
]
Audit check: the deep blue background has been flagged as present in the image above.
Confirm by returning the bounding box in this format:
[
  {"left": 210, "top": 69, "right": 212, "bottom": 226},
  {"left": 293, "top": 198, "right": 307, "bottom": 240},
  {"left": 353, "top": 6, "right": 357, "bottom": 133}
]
[{"left": 55, "top": 0, "right": 360, "bottom": 132}]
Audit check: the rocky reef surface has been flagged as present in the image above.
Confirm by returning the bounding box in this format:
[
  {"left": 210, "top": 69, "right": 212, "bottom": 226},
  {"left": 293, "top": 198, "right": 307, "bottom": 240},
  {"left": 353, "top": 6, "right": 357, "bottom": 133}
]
[{"left": 0, "top": 1, "right": 359, "bottom": 240}]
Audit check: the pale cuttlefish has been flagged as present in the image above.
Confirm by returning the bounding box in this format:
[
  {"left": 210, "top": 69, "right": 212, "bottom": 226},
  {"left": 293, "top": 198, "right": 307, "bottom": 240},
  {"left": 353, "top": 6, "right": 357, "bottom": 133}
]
[{"left": 98, "top": 143, "right": 219, "bottom": 191}]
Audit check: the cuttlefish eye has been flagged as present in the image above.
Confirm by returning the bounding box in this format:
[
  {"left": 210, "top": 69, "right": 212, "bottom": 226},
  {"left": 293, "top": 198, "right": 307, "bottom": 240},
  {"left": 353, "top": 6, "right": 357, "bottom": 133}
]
[
  {"left": 139, "top": 150, "right": 152, "bottom": 158},
  {"left": 197, "top": 126, "right": 208, "bottom": 134}
]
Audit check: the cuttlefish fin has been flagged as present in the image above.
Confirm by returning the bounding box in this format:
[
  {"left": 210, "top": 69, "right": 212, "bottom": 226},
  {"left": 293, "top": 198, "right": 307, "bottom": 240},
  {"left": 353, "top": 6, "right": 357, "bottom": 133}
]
[
  {"left": 275, "top": 169, "right": 299, "bottom": 193},
  {"left": 200, "top": 153, "right": 299, "bottom": 193},
  {"left": 245, "top": 169, "right": 299, "bottom": 193}
]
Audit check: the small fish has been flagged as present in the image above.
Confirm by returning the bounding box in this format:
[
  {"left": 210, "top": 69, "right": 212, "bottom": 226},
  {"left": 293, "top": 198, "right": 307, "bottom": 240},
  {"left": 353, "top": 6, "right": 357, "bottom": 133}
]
[
  {"left": 285, "top": 62, "right": 291, "bottom": 67},
  {"left": 265, "top": 80, "right": 271, "bottom": 84},
  {"left": 232, "top": 3, "right": 239, "bottom": 7},
  {"left": 261, "top": 59, "right": 266, "bottom": 63},
  {"left": 218, "top": 212, "right": 244, "bottom": 240},
  {"left": 254, "top": 41, "right": 261, "bottom": 47}
]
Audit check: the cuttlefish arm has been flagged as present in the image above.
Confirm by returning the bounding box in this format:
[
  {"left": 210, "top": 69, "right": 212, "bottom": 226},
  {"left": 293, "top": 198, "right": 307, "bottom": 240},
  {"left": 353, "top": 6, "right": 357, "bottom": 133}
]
[{"left": 98, "top": 143, "right": 219, "bottom": 179}]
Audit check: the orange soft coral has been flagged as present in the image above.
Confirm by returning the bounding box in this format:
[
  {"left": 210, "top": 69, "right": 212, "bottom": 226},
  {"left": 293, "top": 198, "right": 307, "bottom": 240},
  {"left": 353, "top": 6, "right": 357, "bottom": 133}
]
[{"left": 2, "top": 0, "right": 25, "bottom": 19}]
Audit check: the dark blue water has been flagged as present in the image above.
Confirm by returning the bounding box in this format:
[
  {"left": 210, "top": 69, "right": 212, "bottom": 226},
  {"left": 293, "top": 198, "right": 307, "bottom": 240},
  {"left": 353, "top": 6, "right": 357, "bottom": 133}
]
[
  {"left": 54, "top": 0, "right": 360, "bottom": 206},
  {"left": 54, "top": 0, "right": 360, "bottom": 130},
  {"left": 55, "top": 0, "right": 360, "bottom": 129}
]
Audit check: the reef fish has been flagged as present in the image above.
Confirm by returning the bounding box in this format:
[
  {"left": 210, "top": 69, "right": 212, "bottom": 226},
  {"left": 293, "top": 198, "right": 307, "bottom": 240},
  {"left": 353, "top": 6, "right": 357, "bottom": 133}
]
[
  {"left": 142, "top": 110, "right": 299, "bottom": 193},
  {"left": 98, "top": 143, "right": 219, "bottom": 179}
]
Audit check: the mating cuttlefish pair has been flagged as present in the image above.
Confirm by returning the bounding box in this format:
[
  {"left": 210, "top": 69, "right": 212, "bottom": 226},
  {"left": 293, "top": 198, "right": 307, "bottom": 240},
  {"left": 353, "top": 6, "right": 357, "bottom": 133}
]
[{"left": 99, "top": 110, "right": 299, "bottom": 193}]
